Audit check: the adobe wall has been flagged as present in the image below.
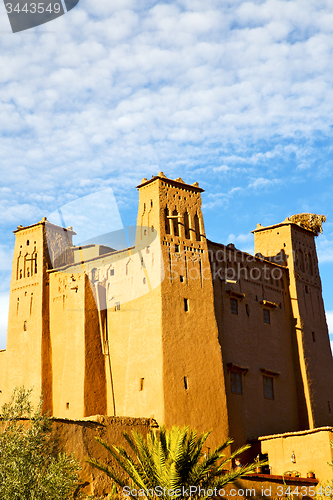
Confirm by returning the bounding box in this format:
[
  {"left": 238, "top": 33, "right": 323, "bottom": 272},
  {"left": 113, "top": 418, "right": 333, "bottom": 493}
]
[
  {"left": 49, "top": 415, "right": 156, "bottom": 497},
  {"left": 208, "top": 241, "right": 300, "bottom": 451},
  {"left": 260, "top": 427, "right": 333, "bottom": 484},
  {"left": 254, "top": 222, "right": 333, "bottom": 429},
  {"left": 138, "top": 175, "right": 230, "bottom": 450}
]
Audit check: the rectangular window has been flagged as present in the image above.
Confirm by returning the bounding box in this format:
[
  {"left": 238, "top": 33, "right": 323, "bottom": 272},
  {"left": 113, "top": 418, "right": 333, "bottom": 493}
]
[
  {"left": 111, "top": 269, "right": 114, "bottom": 276},
  {"left": 115, "top": 302, "right": 120, "bottom": 311},
  {"left": 180, "top": 275, "right": 184, "bottom": 283},
  {"left": 231, "top": 371, "right": 242, "bottom": 395},
  {"left": 184, "top": 376, "right": 189, "bottom": 390},
  {"left": 263, "top": 376, "right": 274, "bottom": 399},
  {"left": 139, "top": 378, "right": 144, "bottom": 391},
  {"left": 175, "top": 244, "right": 179, "bottom": 252},
  {"left": 263, "top": 309, "right": 270, "bottom": 324},
  {"left": 230, "top": 298, "right": 238, "bottom": 315},
  {"left": 312, "top": 332, "right": 316, "bottom": 342},
  {"left": 184, "top": 298, "right": 189, "bottom": 312}
]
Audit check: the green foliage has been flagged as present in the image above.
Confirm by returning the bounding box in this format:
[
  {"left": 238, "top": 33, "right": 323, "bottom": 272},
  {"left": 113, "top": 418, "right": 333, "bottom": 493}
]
[
  {"left": 87, "top": 426, "right": 266, "bottom": 500},
  {"left": 0, "top": 387, "right": 81, "bottom": 500}
]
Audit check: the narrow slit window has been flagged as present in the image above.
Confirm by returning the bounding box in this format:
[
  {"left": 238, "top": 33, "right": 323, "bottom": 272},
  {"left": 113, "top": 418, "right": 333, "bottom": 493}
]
[
  {"left": 164, "top": 207, "right": 171, "bottom": 234},
  {"left": 194, "top": 213, "right": 201, "bottom": 241},
  {"left": 180, "top": 275, "right": 184, "bottom": 283},
  {"left": 140, "top": 378, "right": 144, "bottom": 391},
  {"left": 115, "top": 302, "right": 120, "bottom": 311},
  {"left": 66, "top": 402, "right": 70, "bottom": 410},
  {"left": 231, "top": 371, "right": 242, "bottom": 395},
  {"left": 184, "top": 376, "right": 189, "bottom": 390},
  {"left": 184, "top": 212, "right": 190, "bottom": 239},
  {"left": 184, "top": 298, "right": 189, "bottom": 312},
  {"left": 263, "top": 376, "right": 274, "bottom": 399},
  {"left": 230, "top": 298, "right": 238, "bottom": 315},
  {"left": 263, "top": 309, "right": 270, "bottom": 324},
  {"left": 312, "top": 331, "right": 316, "bottom": 342},
  {"left": 111, "top": 269, "right": 114, "bottom": 276},
  {"left": 173, "top": 210, "right": 179, "bottom": 236}
]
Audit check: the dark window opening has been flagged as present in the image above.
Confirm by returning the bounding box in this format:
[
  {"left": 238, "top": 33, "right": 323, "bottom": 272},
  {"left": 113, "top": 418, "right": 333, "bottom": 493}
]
[
  {"left": 111, "top": 269, "right": 114, "bottom": 276},
  {"left": 184, "top": 376, "right": 189, "bottom": 390},
  {"left": 263, "top": 309, "right": 270, "bottom": 324},
  {"left": 175, "top": 244, "right": 179, "bottom": 252},
  {"left": 23, "top": 320, "right": 27, "bottom": 331},
  {"left": 180, "top": 275, "right": 184, "bottom": 283},
  {"left": 184, "top": 212, "right": 190, "bottom": 239},
  {"left": 230, "top": 298, "right": 238, "bottom": 315},
  {"left": 263, "top": 376, "right": 274, "bottom": 399},
  {"left": 115, "top": 302, "right": 120, "bottom": 311},
  {"left": 312, "top": 331, "right": 316, "bottom": 342},
  {"left": 164, "top": 207, "right": 171, "bottom": 234},
  {"left": 173, "top": 210, "right": 179, "bottom": 236},
  {"left": 194, "top": 213, "right": 200, "bottom": 241},
  {"left": 231, "top": 371, "right": 242, "bottom": 395},
  {"left": 140, "top": 378, "right": 144, "bottom": 391},
  {"left": 66, "top": 402, "right": 70, "bottom": 410},
  {"left": 26, "top": 240, "right": 29, "bottom": 246},
  {"left": 184, "top": 298, "right": 189, "bottom": 312}
]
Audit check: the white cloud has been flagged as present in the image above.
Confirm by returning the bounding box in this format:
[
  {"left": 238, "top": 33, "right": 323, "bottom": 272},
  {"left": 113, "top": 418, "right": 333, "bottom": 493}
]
[
  {"left": 0, "top": 293, "right": 9, "bottom": 351},
  {"left": 248, "top": 177, "right": 281, "bottom": 189},
  {"left": 317, "top": 234, "right": 333, "bottom": 263}
]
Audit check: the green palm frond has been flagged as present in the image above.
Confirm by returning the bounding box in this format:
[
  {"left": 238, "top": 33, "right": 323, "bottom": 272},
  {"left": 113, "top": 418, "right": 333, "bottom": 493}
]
[{"left": 87, "top": 425, "right": 264, "bottom": 499}]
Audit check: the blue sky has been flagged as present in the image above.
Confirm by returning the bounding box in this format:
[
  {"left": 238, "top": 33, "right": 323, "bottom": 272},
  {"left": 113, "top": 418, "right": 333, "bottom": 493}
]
[{"left": 0, "top": 0, "right": 333, "bottom": 349}]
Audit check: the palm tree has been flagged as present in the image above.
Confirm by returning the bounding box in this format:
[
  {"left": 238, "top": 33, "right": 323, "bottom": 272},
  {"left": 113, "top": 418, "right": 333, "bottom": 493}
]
[{"left": 86, "top": 426, "right": 266, "bottom": 500}]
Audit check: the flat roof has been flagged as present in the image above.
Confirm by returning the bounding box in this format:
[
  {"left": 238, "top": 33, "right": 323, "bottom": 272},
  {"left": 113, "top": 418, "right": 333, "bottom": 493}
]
[{"left": 136, "top": 174, "right": 204, "bottom": 193}]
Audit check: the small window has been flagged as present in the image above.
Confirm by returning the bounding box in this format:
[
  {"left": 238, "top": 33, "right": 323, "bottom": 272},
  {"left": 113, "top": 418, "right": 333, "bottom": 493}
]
[
  {"left": 115, "top": 302, "right": 120, "bottom": 311},
  {"left": 184, "top": 298, "right": 189, "bottom": 312},
  {"left": 175, "top": 244, "right": 179, "bottom": 252},
  {"left": 230, "top": 298, "right": 238, "bottom": 315},
  {"left": 26, "top": 240, "right": 29, "bottom": 246},
  {"left": 140, "top": 378, "right": 144, "bottom": 391},
  {"left": 66, "top": 402, "right": 70, "bottom": 410},
  {"left": 146, "top": 246, "right": 150, "bottom": 254},
  {"left": 231, "top": 371, "right": 242, "bottom": 395},
  {"left": 23, "top": 320, "right": 27, "bottom": 331},
  {"left": 263, "top": 309, "right": 270, "bottom": 324},
  {"left": 263, "top": 376, "right": 274, "bottom": 399},
  {"left": 111, "top": 269, "right": 114, "bottom": 276},
  {"left": 184, "top": 376, "right": 189, "bottom": 390},
  {"left": 180, "top": 275, "right": 184, "bottom": 283},
  {"left": 151, "top": 200, "right": 153, "bottom": 207},
  {"left": 312, "top": 332, "right": 316, "bottom": 342}
]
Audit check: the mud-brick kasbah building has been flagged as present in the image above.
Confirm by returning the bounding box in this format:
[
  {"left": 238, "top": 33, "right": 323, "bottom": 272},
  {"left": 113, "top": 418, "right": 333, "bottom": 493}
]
[{"left": 1, "top": 172, "right": 333, "bottom": 484}]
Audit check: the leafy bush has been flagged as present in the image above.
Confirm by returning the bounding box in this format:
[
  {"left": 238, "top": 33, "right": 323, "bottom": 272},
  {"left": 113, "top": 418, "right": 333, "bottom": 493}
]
[{"left": 0, "top": 387, "right": 81, "bottom": 500}]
